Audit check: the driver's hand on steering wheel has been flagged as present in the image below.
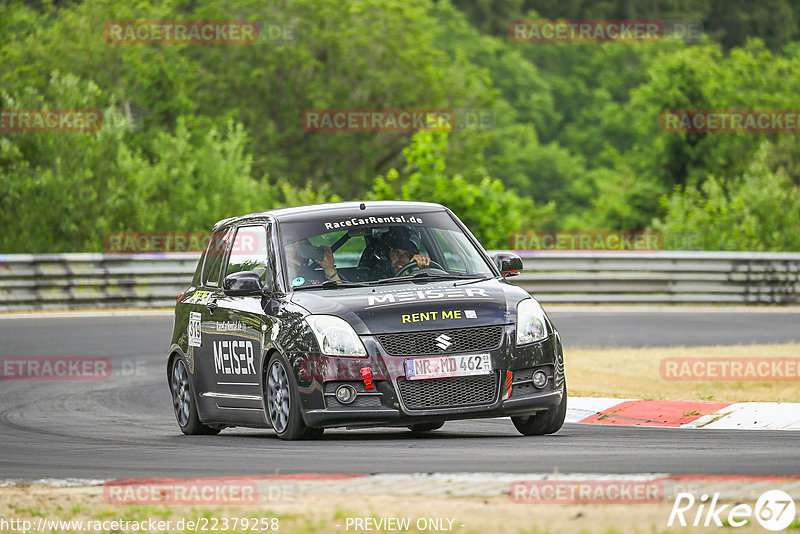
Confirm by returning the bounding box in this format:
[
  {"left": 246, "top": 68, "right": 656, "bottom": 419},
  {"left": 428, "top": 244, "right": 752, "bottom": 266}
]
[{"left": 411, "top": 254, "right": 430, "bottom": 268}]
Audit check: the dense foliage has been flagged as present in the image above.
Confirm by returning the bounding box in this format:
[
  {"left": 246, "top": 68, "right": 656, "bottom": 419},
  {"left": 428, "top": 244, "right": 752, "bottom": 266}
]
[{"left": 2, "top": 0, "right": 799, "bottom": 252}]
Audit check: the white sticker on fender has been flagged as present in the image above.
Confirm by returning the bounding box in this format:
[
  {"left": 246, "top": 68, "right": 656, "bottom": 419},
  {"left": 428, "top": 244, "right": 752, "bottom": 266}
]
[{"left": 188, "top": 312, "right": 202, "bottom": 347}]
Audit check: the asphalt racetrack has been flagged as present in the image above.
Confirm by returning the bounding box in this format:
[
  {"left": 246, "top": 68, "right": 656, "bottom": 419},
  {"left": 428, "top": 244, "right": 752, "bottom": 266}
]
[{"left": 0, "top": 309, "right": 799, "bottom": 481}]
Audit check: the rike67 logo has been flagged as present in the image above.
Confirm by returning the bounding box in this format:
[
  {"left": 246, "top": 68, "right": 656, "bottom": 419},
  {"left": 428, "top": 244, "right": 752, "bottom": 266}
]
[{"left": 669, "top": 490, "right": 797, "bottom": 531}]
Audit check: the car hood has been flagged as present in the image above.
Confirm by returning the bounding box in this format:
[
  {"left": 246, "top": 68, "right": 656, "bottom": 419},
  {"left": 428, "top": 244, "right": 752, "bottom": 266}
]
[{"left": 288, "top": 278, "right": 532, "bottom": 335}]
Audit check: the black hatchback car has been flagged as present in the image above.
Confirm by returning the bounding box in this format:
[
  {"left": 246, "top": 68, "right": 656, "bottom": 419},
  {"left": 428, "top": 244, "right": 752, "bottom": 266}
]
[{"left": 167, "top": 201, "right": 566, "bottom": 439}]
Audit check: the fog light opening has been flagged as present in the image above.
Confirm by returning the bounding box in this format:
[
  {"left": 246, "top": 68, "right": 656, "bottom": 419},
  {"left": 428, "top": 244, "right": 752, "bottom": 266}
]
[
  {"left": 335, "top": 385, "right": 357, "bottom": 404},
  {"left": 532, "top": 370, "right": 548, "bottom": 389}
]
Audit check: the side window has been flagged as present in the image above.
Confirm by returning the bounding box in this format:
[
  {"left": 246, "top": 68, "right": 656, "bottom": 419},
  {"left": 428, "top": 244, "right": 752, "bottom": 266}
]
[
  {"left": 202, "top": 228, "right": 233, "bottom": 287},
  {"left": 226, "top": 225, "right": 269, "bottom": 280}
]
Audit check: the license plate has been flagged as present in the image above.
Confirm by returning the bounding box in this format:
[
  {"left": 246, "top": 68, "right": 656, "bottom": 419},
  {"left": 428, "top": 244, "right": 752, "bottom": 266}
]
[{"left": 405, "top": 354, "right": 492, "bottom": 380}]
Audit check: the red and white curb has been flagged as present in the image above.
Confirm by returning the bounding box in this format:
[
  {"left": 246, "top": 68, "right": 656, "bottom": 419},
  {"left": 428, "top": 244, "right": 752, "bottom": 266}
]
[{"left": 567, "top": 397, "right": 800, "bottom": 430}]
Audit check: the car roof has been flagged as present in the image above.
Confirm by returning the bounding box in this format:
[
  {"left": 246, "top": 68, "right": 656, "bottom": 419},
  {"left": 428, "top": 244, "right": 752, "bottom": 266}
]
[{"left": 213, "top": 201, "right": 448, "bottom": 230}]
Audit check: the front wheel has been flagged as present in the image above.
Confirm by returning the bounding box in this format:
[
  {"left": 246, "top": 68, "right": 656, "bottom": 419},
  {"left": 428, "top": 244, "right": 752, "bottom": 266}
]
[
  {"left": 170, "top": 357, "right": 220, "bottom": 435},
  {"left": 265, "top": 354, "right": 320, "bottom": 440},
  {"left": 511, "top": 383, "right": 567, "bottom": 436}
]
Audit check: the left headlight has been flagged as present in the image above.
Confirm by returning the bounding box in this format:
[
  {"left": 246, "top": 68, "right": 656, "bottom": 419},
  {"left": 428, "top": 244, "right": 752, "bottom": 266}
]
[
  {"left": 305, "top": 315, "right": 367, "bottom": 357},
  {"left": 516, "top": 298, "right": 549, "bottom": 345}
]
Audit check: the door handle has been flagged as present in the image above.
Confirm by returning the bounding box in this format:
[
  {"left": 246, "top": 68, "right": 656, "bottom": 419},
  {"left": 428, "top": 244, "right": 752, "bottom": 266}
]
[{"left": 206, "top": 299, "right": 218, "bottom": 314}]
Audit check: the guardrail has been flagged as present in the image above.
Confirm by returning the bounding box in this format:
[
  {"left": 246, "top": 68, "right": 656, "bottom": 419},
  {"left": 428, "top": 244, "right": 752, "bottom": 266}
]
[
  {"left": 0, "top": 253, "right": 201, "bottom": 311},
  {"left": 0, "top": 251, "right": 799, "bottom": 311},
  {"left": 511, "top": 251, "right": 800, "bottom": 304}
]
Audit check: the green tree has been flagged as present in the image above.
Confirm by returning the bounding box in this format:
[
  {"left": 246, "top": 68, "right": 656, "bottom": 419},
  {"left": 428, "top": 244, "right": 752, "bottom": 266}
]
[
  {"left": 0, "top": 73, "right": 276, "bottom": 252},
  {"left": 368, "top": 129, "right": 553, "bottom": 249},
  {"left": 652, "top": 143, "right": 800, "bottom": 251}
]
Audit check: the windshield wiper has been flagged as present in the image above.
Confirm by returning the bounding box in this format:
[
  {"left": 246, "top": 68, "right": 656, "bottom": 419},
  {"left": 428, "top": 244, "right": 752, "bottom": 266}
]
[
  {"left": 454, "top": 274, "right": 502, "bottom": 286},
  {"left": 294, "top": 280, "right": 370, "bottom": 290}
]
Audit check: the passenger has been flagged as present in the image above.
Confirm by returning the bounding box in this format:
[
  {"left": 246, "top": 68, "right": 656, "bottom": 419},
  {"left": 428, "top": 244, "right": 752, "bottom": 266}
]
[{"left": 286, "top": 239, "right": 341, "bottom": 284}]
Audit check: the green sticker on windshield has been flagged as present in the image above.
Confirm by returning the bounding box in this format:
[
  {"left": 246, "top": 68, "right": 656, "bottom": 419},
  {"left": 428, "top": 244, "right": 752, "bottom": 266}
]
[{"left": 291, "top": 277, "right": 305, "bottom": 286}]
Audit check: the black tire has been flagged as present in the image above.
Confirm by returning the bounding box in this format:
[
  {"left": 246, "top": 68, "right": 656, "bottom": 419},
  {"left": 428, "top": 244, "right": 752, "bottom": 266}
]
[
  {"left": 511, "top": 383, "right": 567, "bottom": 436},
  {"left": 170, "top": 357, "right": 220, "bottom": 436},
  {"left": 407, "top": 422, "right": 445, "bottom": 432},
  {"left": 265, "top": 353, "right": 315, "bottom": 440}
]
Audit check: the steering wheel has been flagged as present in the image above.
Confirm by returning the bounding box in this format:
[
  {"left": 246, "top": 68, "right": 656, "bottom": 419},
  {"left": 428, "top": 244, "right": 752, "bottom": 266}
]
[{"left": 394, "top": 259, "right": 445, "bottom": 277}]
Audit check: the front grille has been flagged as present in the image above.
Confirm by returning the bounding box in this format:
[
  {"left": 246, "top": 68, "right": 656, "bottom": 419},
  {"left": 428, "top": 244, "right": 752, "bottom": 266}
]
[
  {"left": 511, "top": 382, "right": 535, "bottom": 398},
  {"left": 324, "top": 381, "right": 383, "bottom": 408},
  {"left": 377, "top": 326, "right": 503, "bottom": 356},
  {"left": 514, "top": 368, "right": 535, "bottom": 382},
  {"left": 396, "top": 373, "right": 498, "bottom": 410}
]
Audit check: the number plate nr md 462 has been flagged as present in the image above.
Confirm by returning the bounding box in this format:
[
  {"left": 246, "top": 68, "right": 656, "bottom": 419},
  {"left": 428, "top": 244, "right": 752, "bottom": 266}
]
[{"left": 405, "top": 354, "right": 491, "bottom": 380}]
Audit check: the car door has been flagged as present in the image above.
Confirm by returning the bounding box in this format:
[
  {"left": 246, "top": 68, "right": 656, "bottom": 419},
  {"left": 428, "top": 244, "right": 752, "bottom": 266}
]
[
  {"left": 183, "top": 226, "right": 233, "bottom": 387},
  {"left": 203, "top": 223, "right": 273, "bottom": 423}
]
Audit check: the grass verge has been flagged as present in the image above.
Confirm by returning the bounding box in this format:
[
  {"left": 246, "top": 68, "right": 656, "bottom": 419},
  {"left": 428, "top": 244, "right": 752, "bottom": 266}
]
[
  {"left": 566, "top": 343, "right": 800, "bottom": 402},
  {"left": 0, "top": 485, "right": 775, "bottom": 534}
]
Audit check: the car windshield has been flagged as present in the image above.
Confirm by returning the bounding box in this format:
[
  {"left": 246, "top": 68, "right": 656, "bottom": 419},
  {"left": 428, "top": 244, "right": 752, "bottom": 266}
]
[{"left": 279, "top": 211, "right": 494, "bottom": 288}]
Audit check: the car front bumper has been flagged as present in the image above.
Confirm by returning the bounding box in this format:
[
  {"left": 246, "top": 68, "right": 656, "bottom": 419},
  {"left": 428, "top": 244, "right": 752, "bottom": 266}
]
[
  {"left": 303, "top": 388, "right": 563, "bottom": 428},
  {"left": 294, "top": 326, "right": 566, "bottom": 429}
]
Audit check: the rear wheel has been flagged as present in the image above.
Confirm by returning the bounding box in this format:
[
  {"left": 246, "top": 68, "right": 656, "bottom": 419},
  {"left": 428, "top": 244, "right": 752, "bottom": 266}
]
[
  {"left": 407, "top": 422, "right": 444, "bottom": 432},
  {"left": 511, "top": 383, "right": 567, "bottom": 436},
  {"left": 266, "top": 354, "right": 320, "bottom": 440},
  {"left": 170, "top": 357, "right": 220, "bottom": 435}
]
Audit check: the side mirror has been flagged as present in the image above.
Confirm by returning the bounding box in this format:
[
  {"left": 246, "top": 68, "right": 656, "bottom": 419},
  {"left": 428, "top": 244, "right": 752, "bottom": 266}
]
[
  {"left": 222, "top": 271, "right": 264, "bottom": 296},
  {"left": 494, "top": 252, "right": 523, "bottom": 277}
]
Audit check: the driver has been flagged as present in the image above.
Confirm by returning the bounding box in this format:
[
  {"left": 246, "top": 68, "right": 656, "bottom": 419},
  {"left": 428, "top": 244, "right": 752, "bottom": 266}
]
[{"left": 386, "top": 234, "right": 430, "bottom": 275}]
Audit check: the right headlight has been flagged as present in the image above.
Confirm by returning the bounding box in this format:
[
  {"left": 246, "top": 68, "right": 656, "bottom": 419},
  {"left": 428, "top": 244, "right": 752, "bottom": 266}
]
[
  {"left": 516, "top": 298, "right": 548, "bottom": 345},
  {"left": 305, "top": 315, "right": 367, "bottom": 357}
]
